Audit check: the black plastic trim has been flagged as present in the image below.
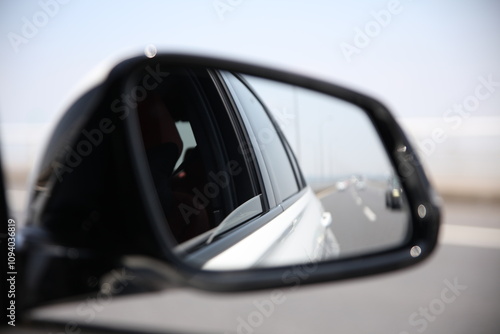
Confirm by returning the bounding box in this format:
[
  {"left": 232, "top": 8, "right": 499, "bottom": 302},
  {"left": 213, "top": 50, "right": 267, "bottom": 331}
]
[
  {"left": 235, "top": 73, "right": 307, "bottom": 192},
  {"left": 117, "top": 53, "right": 441, "bottom": 292},
  {"left": 20, "top": 52, "right": 441, "bottom": 298},
  {"left": 217, "top": 71, "right": 278, "bottom": 209}
]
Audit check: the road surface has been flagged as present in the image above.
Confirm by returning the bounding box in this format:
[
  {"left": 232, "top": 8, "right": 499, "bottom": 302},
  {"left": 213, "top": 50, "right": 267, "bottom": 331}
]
[
  {"left": 318, "top": 181, "right": 407, "bottom": 258},
  {"left": 24, "top": 195, "right": 500, "bottom": 334}
]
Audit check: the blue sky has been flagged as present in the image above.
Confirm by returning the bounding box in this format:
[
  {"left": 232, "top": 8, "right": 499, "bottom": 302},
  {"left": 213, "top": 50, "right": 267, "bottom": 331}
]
[
  {"left": 2, "top": 0, "right": 499, "bottom": 122},
  {"left": 1, "top": 0, "right": 499, "bottom": 196}
]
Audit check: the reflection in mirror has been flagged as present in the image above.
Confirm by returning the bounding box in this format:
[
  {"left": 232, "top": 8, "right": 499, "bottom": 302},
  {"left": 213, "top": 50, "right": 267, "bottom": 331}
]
[
  {"left": 247, "top": 75, "right": 410, "bottom": 259},
  {"left": 132, "top": 66, "right": 410, "bottom": 271}
]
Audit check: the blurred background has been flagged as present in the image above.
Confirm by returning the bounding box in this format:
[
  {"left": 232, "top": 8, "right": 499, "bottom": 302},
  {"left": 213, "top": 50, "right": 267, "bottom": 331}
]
[{"left": 1, "top": 1, "right": 499, "bottom": 333}]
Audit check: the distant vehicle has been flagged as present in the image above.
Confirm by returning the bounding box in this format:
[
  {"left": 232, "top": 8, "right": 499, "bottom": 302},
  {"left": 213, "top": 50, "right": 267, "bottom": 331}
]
[
  {"left": 351, "top": 175, "right": 366, "bottom": 191},
  {"left": 386, "top": 175, "right": 403, "bottom": 209},
  {"left": 355, "top": 179, "right": 366, "bottom": 191},
  {"left": 336, "top": 180, "right": 348, "bottom": 192}
]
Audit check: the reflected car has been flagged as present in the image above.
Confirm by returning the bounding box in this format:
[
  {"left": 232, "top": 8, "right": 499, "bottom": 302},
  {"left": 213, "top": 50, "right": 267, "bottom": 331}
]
[
  {"left": 335, "top": 180, "right": 348, "bottom": 192},
  {"left": 147, "top": 69, "right": 342, "bottom": 269},
  {"left": 351, "top": 175, "right": 366, "bottom": 191},
  {"left": 385, "top": 175, "right": 404, "bottom": 210},
  {"left": 355, "top": 179, "right": 366, "bottom": 191}
]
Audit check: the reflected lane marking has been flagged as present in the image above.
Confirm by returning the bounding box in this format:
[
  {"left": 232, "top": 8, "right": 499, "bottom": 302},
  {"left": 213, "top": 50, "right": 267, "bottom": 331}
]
[
  {"left": 316, "top": 185, "right": 338, "bottom": 199},
  {"left": 363, "top": 206, "right": 377, "bottom": 222},
  {"left": 441, "top": 224, "right": 500, "bottom": 250},
  {"left": 350, "top": 188, "right": 363, "bottom": 205}
]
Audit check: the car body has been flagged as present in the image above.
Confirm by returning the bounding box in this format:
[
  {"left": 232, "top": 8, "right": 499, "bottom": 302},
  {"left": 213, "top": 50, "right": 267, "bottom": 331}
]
[{"left": 147, "top": 69, "right": 341, "bottom": 269}]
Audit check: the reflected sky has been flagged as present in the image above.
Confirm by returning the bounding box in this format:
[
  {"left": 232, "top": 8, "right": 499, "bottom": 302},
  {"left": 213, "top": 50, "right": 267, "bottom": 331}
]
[{"left": 246, "top": 75, "right": 392, "bottom": 179}]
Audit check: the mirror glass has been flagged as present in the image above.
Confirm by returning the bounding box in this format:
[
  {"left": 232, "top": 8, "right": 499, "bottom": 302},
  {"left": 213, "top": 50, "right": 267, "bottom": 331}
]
[{"left": 131, "top": 65, "right": 410, "bottom": 271}]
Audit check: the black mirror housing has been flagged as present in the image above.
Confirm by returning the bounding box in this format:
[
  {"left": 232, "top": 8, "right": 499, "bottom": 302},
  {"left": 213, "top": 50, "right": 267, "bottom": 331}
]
[{"left": 17, "top": 54, "right": 441, "bottom": 311}]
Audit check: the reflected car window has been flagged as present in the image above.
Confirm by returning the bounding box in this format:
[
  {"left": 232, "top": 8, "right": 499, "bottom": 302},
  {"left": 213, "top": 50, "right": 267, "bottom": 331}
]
[{"left": 222, "top": 72, "right": 300, "bottom": 203}]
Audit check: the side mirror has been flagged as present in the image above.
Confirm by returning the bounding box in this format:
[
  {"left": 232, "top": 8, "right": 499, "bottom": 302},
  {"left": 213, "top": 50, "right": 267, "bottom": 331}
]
[{"left": 18, "top": 54, "right": 441, "bottom": 310}]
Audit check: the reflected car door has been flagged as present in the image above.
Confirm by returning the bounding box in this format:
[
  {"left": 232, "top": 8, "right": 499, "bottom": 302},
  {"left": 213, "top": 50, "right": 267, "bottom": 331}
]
[{"left": 192, "top": 71, "right": 340, "bottom": 270}]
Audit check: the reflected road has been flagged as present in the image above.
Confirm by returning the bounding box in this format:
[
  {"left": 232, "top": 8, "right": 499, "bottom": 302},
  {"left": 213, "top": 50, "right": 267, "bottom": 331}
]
[{"left": 318, "top": 181, "right": 407, "bottom": 257}]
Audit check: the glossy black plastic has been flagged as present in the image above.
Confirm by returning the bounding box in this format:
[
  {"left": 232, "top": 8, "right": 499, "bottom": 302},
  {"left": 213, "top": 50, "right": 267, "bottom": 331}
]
[{"left": 16, "top": 53, "right": 441, "bottom": 312}]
